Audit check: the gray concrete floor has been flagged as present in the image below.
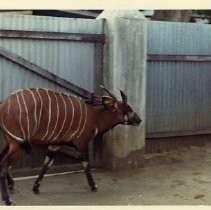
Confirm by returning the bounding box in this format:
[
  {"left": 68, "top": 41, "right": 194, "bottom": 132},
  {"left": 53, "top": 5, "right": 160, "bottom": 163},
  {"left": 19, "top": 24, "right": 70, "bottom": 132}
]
[{"left": 1, "top": 144, "right": 211, "bottom": 206}]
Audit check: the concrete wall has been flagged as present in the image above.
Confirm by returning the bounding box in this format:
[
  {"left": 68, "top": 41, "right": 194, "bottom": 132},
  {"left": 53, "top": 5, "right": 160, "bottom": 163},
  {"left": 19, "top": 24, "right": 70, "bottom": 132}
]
[{"left": 97, "top": 11, "right": 147, "bottom": 169}]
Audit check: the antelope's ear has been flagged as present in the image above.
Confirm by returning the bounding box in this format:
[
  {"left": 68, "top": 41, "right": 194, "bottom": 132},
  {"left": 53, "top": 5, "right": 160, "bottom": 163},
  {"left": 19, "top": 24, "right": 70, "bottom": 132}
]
[{"left": 102, "top": 96, "right": 118, "bottom": 112}]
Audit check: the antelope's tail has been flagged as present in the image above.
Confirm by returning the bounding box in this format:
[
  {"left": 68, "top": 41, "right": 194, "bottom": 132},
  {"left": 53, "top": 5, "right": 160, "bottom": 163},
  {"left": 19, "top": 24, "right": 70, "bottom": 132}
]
[{"left": 1, "top": 115, "right": 31, "bottom": 154}]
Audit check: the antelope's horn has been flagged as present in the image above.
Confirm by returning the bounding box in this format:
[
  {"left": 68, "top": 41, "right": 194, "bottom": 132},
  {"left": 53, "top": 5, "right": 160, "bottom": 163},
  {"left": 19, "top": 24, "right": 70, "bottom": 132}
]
[
  {"left": 119, "top": 89, "right": 127, "bottom": 104},
  {"left": 100, "top": 85, "right": 117, "bottom": 100}
]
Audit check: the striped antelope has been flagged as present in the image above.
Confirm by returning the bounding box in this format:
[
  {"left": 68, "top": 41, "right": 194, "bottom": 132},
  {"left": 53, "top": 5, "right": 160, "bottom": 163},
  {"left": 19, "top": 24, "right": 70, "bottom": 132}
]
[{"left": 0, "top": 86, "right": 141, "bottom": 205}]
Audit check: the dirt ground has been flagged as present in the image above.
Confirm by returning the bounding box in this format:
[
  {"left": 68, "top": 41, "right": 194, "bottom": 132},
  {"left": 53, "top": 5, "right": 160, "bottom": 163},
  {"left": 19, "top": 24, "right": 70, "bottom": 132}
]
[{"left": 1, "top": 144, "right": 211, "bottom": 206}]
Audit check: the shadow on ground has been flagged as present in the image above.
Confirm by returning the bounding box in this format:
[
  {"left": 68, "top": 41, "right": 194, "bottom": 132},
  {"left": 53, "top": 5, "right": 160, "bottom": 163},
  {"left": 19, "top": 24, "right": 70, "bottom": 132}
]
[{"left": 1, "top": 144, "right": 211, "bottom": 205}]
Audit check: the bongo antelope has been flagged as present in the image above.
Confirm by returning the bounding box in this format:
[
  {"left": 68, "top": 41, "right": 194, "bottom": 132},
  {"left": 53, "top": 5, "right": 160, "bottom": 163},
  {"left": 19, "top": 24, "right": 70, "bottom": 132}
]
[{"left": 0, "top": 86, "right": 141, "bottom": 205}]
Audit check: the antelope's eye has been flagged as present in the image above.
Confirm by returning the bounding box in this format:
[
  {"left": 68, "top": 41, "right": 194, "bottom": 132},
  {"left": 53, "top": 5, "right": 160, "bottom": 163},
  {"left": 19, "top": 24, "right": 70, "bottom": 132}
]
[
  {"left": 126, "top": 105, "right": 133, "bottom": 112},
  {"left": 123, "top": 105, "right": 132, "bottom": 114}
]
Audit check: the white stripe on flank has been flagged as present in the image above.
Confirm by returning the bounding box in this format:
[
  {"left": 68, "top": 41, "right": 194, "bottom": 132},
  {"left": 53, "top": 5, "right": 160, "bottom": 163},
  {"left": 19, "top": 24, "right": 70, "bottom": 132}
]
[
  {"left": 20, "top": 92, "right": 30, "bottom": 139},
  {"left": 76, "top": 101, "right": 87, "bottom": 138},
  {"left": 16, "top": 94, "right": 26, "bottom": 139},
  {"left": 1, "top": 115, "right": 25, "bottom": 142},
  {"left": 48, "top": 91, "right": 60, "bottom": 141},
  {"left": 68, "top": 97, "right": 83, "bottom": 140},
  {"left": 27, "top": 89, "right": 38, "bottom": 136},
  {"left": 53, "top": 93, "right": 67, "bottom": 141},
  {"left": 59, "top": 96, "right": 75, "bottom": 141},
  {"left": 36, "top": 89, "right": 43, "bottom": 131},
  {"left": 42, "top": 89, "right": 52, "bottom": 141}
]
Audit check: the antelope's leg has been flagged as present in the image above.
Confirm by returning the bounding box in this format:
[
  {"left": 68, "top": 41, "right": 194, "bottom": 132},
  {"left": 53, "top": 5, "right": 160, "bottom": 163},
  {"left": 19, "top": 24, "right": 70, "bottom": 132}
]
[
  {"left": 0, "top": 145, "right": 9, "bottom": 161},
  {"left": 33, "top": 145, "right": 60, "bottom": 194},
  {"left": 0, "top": 142, "right": 20, "bottom": 206},
  {"left": 0, "top": 145, "right": 14, "bottom": 193},
  {"left": 0, "top": 166, "right": 12, "bottom": 205},
  {"left": 6, "top": 168, "right": 14, "bottom": 192},
  {"left": 81, "top": 153, "right": 98, "bottom": 192}
]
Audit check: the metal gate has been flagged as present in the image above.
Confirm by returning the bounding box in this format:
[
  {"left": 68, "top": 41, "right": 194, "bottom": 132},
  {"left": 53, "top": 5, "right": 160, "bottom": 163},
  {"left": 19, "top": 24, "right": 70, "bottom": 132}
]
[
  {"left": 146, "top": 20, "right": 211, "bottom": 152},
  {"left": 0, "top": 14, "right": 105, "bottom": 175}
]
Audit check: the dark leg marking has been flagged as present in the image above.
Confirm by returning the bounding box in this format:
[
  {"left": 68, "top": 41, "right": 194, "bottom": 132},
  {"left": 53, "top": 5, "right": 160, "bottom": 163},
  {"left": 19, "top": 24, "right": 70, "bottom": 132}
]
[
  {"left": 6, "top": 169, "right": 14, "bottom": 193},
  {"left": 0, "top": 160, "right": 14, "bottom": 205},
  {"left": 33, "top": 148, "right": 58, "bottom": 194},
  {"left": 81, "top": 153, "right": 98, "bottom": 192},
  {"left": 0, "top": 146, "right": 14, "bottom": 192}
]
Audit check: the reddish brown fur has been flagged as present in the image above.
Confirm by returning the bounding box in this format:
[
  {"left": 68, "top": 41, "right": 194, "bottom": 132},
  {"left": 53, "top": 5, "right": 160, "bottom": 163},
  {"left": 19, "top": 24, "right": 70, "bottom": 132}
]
[
  {"left": 0, "top": 88, "right": 126, "bottom": 151},
  {"left": 0, "top": 87, "right": 141, "bottom": 205}
]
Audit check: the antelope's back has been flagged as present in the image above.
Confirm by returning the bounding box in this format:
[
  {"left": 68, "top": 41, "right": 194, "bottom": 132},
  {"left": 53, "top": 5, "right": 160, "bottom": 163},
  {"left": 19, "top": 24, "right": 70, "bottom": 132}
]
[{"left": 0, "top": 88, "right": 88, "bottom": 144}]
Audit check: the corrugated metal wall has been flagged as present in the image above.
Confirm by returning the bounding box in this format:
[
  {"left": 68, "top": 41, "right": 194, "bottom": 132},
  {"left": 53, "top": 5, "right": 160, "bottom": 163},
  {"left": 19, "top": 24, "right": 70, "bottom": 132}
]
[
  {"left": 0, "top": 14, "right": 104, "bottom": 171},
  {"left": 0, "top": 14, "right": 104, "bottom": 101},
  {"left": 147, "top": 21, "right": 211, "bottom": 134},
  {"left": 147, "top": 21, "right": 211, "bottom": 55}
]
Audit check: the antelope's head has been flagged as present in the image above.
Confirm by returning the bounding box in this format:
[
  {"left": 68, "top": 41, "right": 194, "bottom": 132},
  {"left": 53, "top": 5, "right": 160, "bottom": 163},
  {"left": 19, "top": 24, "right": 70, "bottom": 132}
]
[{"left": 100, "top": 85, "right": 142, "bottom": 126}]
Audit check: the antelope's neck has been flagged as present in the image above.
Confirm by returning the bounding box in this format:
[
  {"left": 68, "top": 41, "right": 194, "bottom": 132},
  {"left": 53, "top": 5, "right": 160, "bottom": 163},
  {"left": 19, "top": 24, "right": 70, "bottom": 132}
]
[{"left": 91, "top": 106, "right": 119, "bottom": 134}]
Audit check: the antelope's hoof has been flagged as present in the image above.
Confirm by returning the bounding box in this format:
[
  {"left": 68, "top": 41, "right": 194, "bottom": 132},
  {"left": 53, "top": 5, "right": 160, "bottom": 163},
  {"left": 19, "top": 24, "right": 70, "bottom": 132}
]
[
  {"left": 5, "top": 200, "right": 15, "bottom": 206},
  {"left": 91, "top": 185, "right": 98, "bottom": 192},
  {"left": 33, "top": 186, "right": 40, "bottom": 194}
]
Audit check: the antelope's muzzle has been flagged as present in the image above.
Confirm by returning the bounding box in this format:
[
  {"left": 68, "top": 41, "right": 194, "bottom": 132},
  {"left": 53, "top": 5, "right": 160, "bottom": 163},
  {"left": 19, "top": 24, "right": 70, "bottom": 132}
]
[{"left": 128, "top": 112, "right": 142, "bottom": 126}]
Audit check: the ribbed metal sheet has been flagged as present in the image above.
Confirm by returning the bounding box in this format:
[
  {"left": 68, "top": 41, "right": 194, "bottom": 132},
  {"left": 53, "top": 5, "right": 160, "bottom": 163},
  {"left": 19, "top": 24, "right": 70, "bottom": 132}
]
[
  {"left": 0, "top": 14, "right": 104, "bottom": 170},
  {"left": 0, "top": 14, "right": 103, "bottom": 33},
  {"left": 147, "top": 21, "right": 211, "bottom": 134},
  {"left": 147, "top": 61, "right": 211, "bottom": 133},
  {"left": 0, "top": 55, "right": 70, "bottom": 100},
  {"left": 148, "top": 21, "right": 211, "bottom": 55},
  {"left": 0, "top": 14, "right": 104, "bottom": 100}
]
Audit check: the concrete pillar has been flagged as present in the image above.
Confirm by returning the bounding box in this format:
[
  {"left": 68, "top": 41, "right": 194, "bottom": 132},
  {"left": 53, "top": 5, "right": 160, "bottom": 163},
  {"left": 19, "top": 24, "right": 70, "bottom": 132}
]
[{"left": 97, "top": 11, "right": 147, "bottom": 169}]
